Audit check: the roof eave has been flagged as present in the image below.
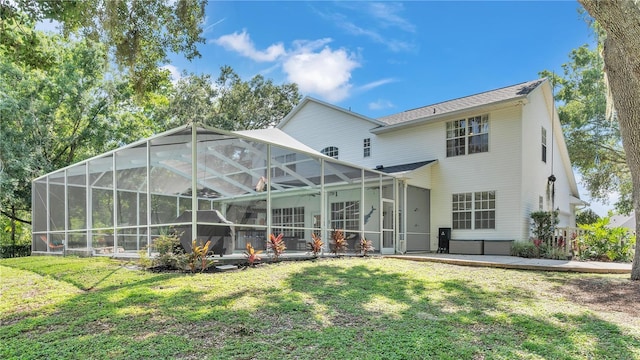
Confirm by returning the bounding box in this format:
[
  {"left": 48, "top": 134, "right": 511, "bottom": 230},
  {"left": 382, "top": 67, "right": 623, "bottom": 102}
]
[
  {"left": 277, "top": 96, "right": 387, "bottom": 129},
  {"left": 371, "top": 97, "right": 529, "bottom": 134}
]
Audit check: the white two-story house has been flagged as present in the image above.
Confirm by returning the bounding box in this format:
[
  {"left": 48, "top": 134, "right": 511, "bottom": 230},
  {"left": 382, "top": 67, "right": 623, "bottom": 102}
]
[{"left": 277, "top": 78, "right": 584, "bottom": 254}]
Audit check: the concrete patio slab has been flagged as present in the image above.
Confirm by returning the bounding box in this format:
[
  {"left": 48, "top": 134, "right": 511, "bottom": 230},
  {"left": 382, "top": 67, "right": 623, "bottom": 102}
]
[{"left": 385, "top": 253, "right": 632, "bottom": 274}]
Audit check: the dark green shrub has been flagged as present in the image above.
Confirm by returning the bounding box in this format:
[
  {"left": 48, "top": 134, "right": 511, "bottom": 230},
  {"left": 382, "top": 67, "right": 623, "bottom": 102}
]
[
  {"left": 0, "top": 244, "right": 31, "bottom": 258},
  {"left": 530, "top": 210, "right": 559, "bottom": 244},
  {"left": 510, "top": 241, "right": 537, "bottom": 258}
]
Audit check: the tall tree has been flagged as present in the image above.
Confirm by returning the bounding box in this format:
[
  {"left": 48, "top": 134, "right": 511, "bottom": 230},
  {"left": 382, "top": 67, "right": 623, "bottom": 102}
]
[
  {"left": 170, "top": 66, "right": 301, "bottom": 130},
  {"left": 3, "top": 0, "right": 207, "bottom": 94},
  {"left": 540, "top": 40, "right": 632, "bottom": 213},
  {"left": 578, "top": 0, "right": 640, "bottom": 280},
  {"left": 0, "top": 17, "right": 168, "bottom": 241}
]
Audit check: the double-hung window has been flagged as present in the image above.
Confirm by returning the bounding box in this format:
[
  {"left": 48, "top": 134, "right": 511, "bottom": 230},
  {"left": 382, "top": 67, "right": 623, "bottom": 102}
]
[
  {"left": 452, "top": 191, "right": 495, "bottom": 229},
  {"left": 446, "top": 115, "right": 489, "bottom": 157}
]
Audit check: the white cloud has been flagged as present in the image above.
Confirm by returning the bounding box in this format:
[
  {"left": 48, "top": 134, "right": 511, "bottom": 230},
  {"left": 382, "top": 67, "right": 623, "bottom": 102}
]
[
  {"left": 212, "top": 31, "right": 361, "bottom": 102},
  {"left": 211, "top": 30, "right": 285, "bottom": 62},
  {"left": 161, "top": 64, "right": 181, "bottom": 83},
  {"left": 318, "top": 8, "right": 415, "bottom": 53},
  {"left": 366, "top": 3, "right": 416, "bottom": 33},
  {"left": 368, "top": 99, "right": 394, "bottom": 111},
  {"left": 283, "top": 42, "right": 360, "bottom": 102},
  {"left": 358, "top": 78, "right": 397, "bottom": 92}
]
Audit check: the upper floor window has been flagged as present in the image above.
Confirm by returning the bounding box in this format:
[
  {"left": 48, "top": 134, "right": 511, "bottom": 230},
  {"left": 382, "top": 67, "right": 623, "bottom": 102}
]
[
  {"left": 363, "top": 138, "right": 371, "bottom": 157},
  {"left": 541, "top": 127, "right": 547, "bottom": 163},
  {"left": 321, "top": 146, "right": 339, "bottom": 159},
  {"left": 446, "top": 115, "right": 489, "bottom": 157}
]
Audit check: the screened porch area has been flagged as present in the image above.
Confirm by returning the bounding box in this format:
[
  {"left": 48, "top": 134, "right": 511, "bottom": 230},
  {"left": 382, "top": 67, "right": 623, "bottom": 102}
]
[{"left": 32, "top": 125, "right": 400, "bottom": 257}]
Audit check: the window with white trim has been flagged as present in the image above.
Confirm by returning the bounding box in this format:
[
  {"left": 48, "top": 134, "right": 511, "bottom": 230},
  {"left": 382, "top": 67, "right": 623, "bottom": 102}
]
[
  {"left": 321, "top": 146, "right": 339, "bottom": 159},
  {"left": 272, "top": 207, "right": 304, "bottom": 238},
  {"left": 452, "top": 193, "right": 472, "bottom": 229},
  {"left": 446, "top": 115, "right": 489, "bottom": 157},
  {"left": 363, "top": 138, "right": 371, "bottom": 157},
  {"left": 474, "top": 191, "right": 496, "bottom": 229},
  {"left": 331, "top": 201, "right": 359, "bottom": 231},
  {"left": 541, "top": 127, "right": 547, "bottom": 163},
  {"left": 452, "top": 191, "right": 495, "bottom": 229}
]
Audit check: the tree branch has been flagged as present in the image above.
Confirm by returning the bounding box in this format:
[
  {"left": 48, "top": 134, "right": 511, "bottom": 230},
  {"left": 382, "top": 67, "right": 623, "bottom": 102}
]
[{"left": 0, "top": 210, "right": 32, "bottom": 225}]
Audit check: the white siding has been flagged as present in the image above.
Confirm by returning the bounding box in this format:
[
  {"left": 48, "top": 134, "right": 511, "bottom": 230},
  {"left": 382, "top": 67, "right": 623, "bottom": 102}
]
[
  {"left": 521, "top": 86, "right": 577, "bottom": 240},
  {"left": 279, "top": 101, "right": 378, "bottom": 164},
  {"left": 428, "top": 106, "right": 524, "bottom": 248},
  {"left": 280, "top": 84, "right": 581, "bottom": 251}
]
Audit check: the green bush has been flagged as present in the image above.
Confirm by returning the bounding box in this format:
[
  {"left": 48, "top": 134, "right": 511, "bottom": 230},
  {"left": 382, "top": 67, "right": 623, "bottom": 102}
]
[
  {"left": 510, "top": 241, "right": 537, "bottom": 258},
  {"left": 0, "top": 244, "right": 31, "bottom": 258},
  {"left": 578, "top": 217, "right": 636, "bottom": 262},
  {"left": 530, "top": 210, "right": 559, "bottom": 244},
  {"left": 151, "top": 233, "right": 185, "bottom": 269}
]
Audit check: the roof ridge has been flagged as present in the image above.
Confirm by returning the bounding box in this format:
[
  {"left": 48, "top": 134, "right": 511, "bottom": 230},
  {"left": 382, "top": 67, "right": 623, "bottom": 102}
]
[{"left": 378, "top": 78, "right": 545, "bottom": 120}]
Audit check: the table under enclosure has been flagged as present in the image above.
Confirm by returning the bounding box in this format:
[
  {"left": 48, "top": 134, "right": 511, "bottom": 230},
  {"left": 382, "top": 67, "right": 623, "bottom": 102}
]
[{"left": 32, "top": 125, "right": 402, "bottom": 257}]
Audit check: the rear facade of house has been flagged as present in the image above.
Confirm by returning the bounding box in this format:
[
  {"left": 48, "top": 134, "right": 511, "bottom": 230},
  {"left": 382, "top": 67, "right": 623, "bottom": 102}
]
[{"left": 277, "top": 79, "right": 583, "bottom": 253}]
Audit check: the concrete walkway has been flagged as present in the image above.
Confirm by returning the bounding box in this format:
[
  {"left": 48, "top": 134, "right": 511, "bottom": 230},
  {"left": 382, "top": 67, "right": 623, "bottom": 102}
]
[{"left": 385, "top": 253, "right": 632, "bottom": 274}]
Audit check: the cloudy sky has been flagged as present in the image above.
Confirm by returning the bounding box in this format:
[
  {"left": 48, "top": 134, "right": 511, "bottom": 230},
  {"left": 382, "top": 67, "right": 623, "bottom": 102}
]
[{"left": 169, "top": 1, "right": 595, "bottom": 116}]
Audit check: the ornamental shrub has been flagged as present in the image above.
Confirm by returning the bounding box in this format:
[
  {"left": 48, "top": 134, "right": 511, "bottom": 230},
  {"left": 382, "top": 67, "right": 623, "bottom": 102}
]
[{"left": 578, "top": 217, "right": 635, "bottom": 262}]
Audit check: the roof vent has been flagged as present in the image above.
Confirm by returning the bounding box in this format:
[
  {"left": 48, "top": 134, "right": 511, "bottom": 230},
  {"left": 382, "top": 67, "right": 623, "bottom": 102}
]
[{"left": 375, "top": 165, "right": 384, "bottom": 170}]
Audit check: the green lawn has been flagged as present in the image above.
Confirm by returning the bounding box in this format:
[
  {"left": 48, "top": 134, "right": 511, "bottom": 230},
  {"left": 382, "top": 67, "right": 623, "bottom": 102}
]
[{"left": 1, "top": 256, "right": 638, "bottom": 359}]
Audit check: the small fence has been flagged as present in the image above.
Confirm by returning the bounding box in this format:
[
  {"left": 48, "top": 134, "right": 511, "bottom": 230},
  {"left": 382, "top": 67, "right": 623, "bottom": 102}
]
[{"left": 551, "top": 227, "right": 587, "bottom": 258}]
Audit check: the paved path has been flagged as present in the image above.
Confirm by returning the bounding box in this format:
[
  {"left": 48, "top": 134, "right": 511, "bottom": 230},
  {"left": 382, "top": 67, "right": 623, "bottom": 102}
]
[{"left": 385, "top": 253, "right": 632, "bottom": 274}]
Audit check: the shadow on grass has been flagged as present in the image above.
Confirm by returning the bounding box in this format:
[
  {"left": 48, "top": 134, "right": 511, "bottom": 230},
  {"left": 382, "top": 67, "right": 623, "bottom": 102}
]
[{"left": 1, "top": 258, "right": 638, "bottom": 360}]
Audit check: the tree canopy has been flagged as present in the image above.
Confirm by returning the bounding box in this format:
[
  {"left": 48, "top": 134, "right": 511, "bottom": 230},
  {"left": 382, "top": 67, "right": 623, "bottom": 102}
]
[
  {"left": 577, "top": 0, "right": 640, "bottom": 280},
  {"left": 0, "top": 11, "right": 301, "bottom": 246},
  {"left": 3, "top": 0, "right": 208, "bottom": 95},
  {"left": 169, "top": 66, "right": 301, "bottom": 130},
  {"left": 540, "top": 35, "right": 632, "bottom": 214}
]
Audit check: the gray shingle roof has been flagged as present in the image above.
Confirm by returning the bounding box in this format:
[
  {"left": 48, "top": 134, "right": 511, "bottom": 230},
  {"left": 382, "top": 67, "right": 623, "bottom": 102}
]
[
  {"left": 377, "top": 79, "right": 546, "bottom": 126},
  {"left": 375, "top": 160, "right": 436, "bottom": 174}
]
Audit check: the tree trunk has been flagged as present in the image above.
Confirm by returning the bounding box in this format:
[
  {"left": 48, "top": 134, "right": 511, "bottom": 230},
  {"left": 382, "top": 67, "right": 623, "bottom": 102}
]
[{"left": 579, "top": 0, "right": 640, "bottom": 280}]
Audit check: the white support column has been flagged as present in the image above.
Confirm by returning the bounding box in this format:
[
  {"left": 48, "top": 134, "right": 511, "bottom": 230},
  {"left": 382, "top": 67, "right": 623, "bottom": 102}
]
[
  {"left": 360, "top": 169, "right": 365, "bottom": 240},
  {"left": 112, "top": 154, "right": 117, "bottom": 252},
  {"left": 46, "top": 175, "right": 50, "bottom": 252},
  {"left": 191, "top": 125, "right": 198, "bottom": 244},
  {"left": 86, "top": 163, "right": 92, "bottom": 251},
  {"left": 64, "top": 169, "right": 68, "bottom": 254},
  {"left": 320, "top": 159, "right": 327, "bottom": 251},
  {"left": 266, "top": 144, "right": 272, "bottom": 241},
  {"left": 146, "top": 140, "right": 152, "bottom": 256}
]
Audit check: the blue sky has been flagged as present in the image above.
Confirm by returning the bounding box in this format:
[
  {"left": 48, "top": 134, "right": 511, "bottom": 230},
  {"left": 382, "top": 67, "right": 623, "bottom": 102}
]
[
  {"left": 167, "top": 1, "right": 611, "bottom": 215},
  {"left": 168, "top": 1, "right": 595, "bottom": 118}
]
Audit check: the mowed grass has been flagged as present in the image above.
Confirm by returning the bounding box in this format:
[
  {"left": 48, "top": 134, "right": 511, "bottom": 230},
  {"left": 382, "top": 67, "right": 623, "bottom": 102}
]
[{"left": 1, "top": 256, "right": 638, "bottom": 360}]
